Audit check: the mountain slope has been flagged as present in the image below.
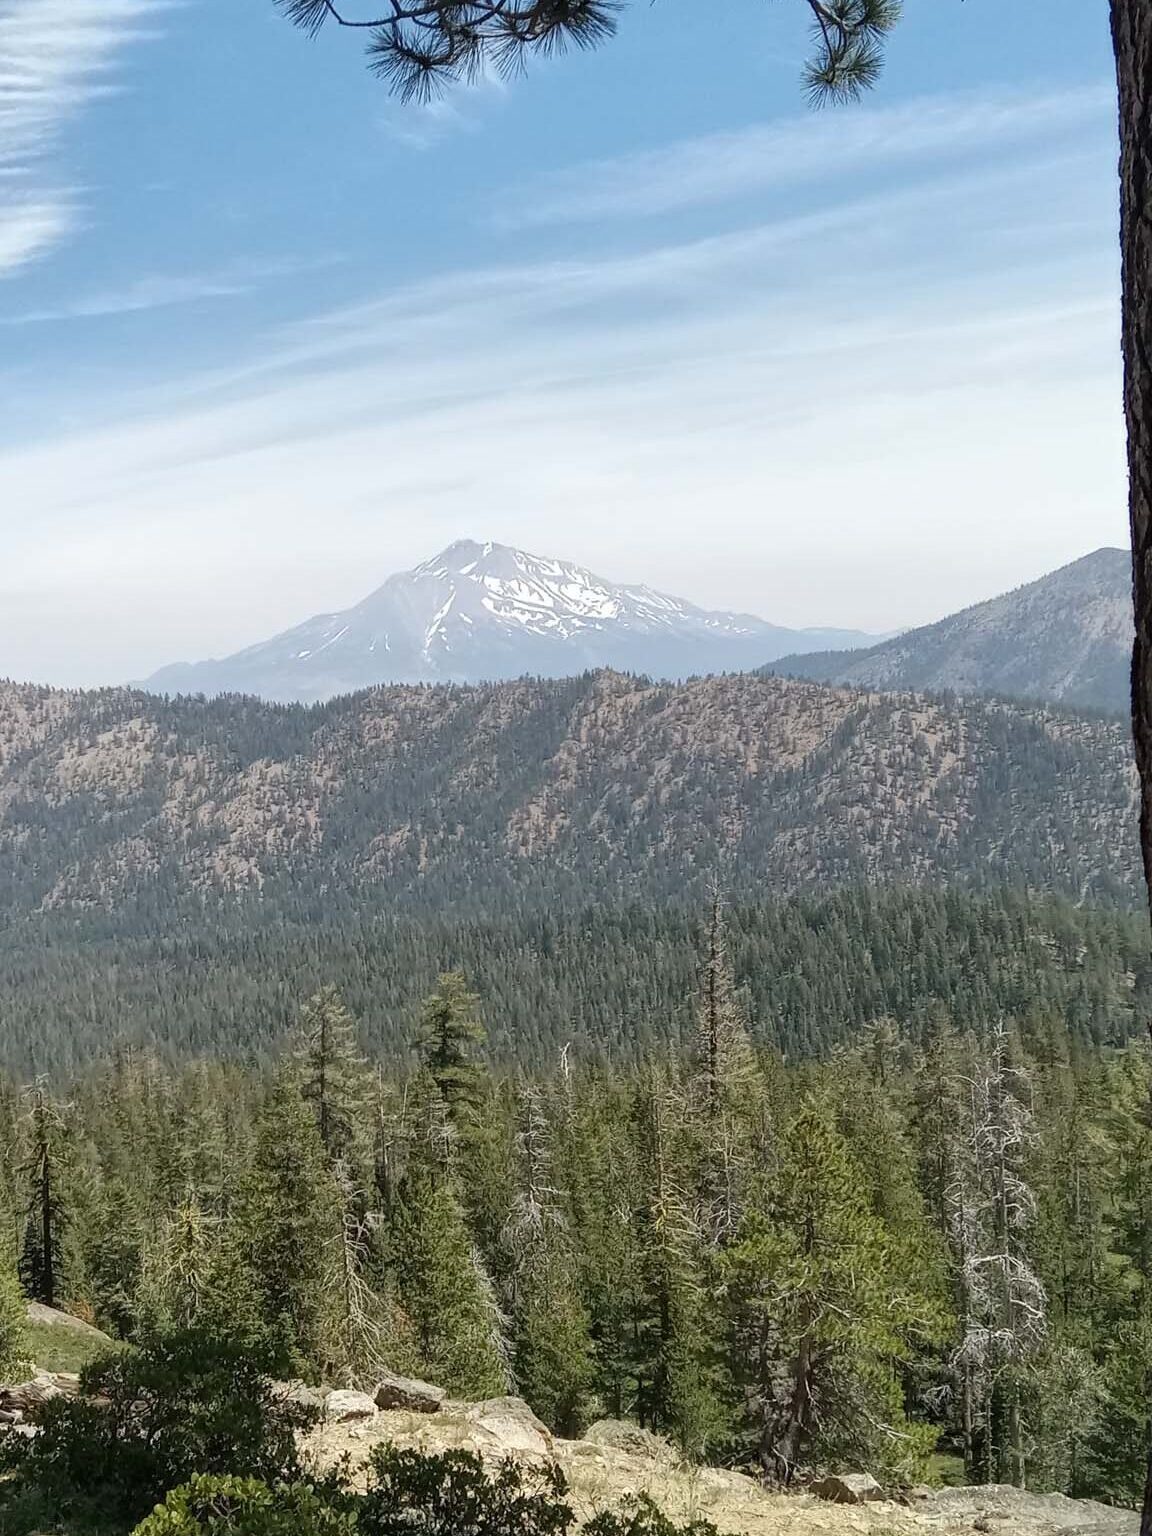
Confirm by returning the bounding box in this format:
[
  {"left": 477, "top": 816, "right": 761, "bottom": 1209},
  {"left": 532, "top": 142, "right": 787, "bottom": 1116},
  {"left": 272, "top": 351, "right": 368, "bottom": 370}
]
[
  {"left": 141, "top": 540, "right": 876, "bottom": 701},
  {"left": 1, "top": 671, "right": 1138, "bottom": 925},
  {"left": 769, "top": 549, "right": 1131, "bottom": 712}
]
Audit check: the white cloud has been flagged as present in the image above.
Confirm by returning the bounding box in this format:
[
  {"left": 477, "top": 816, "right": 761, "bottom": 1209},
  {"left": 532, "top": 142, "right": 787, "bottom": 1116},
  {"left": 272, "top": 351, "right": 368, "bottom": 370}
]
[
  {"left": 0, "top": 0, "right": 161, "bottom": 274},
  {"left": 0, "top": 106, "right": 1125, "bottom": 686},
  {"left": 494, "top": 84, "right": 1114, "bottom": 227},
  {"left": 0, "top": 194, "right": 71, "bottom": 273},
  {"left": 4, "top": 253, "right": 345, "bottom": 321}
]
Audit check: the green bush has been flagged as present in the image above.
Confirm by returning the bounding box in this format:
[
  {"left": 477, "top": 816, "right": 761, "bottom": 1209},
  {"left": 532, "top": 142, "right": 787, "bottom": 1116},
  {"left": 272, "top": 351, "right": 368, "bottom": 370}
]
[
  {"left": 132, "top": 1475, "right": 354, "bottom": 1536},
  {"left": 585, "top": 1496, "right": 717, "bottom": 1536},
  {"left": 122, "top": 1450, "right": 719, "bottom": 1536},
  {"left": 1, "top": 1327, "right": 317, "bottom": 1531},
  {"left": 0, "top": 1267, "right": 26, "bottom": 1380},
  {"left": 358, "top": 1447, "right": 573, "bottom": 1536}
]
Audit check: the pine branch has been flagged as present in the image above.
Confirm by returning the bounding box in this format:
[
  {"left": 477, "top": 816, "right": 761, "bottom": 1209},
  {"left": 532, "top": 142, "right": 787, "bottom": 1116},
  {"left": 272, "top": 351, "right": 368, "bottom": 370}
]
[{"left": 273, "top": 0, "right": 896, "bottom": 101}]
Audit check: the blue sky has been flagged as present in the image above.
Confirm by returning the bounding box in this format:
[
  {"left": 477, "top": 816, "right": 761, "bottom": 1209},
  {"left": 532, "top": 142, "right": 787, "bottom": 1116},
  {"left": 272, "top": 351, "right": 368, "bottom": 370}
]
[{"left": 0, "top": 0, "right": 1125, "bottom": 684}]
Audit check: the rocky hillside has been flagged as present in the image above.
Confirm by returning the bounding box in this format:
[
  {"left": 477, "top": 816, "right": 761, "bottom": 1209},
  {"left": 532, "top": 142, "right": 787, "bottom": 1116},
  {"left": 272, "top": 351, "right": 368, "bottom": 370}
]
[
  {"left": 141, "top": 540, "right": 876, "bottom": 701},
  {"left": 4, "top": 1362, "right": 1134, "bottom": 1535},
  {"left": 308, "top": 1389, "right": 1138, "bottom": 1536},
  {"left": 0, "top": 671, "right": 1139, "bottom": 924},
  {"left": 771, "top": 549, "right": 1132, "bottom": 713}
]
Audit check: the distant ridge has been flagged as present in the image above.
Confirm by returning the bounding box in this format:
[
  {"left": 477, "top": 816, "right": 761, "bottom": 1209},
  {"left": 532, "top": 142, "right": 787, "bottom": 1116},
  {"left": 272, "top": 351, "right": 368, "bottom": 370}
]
[
  {"left": 140, "top": 539, "right": 878, "bottom": 702},
  {"left": 768, "top": 549, "right": 1132, "bottom": 714}
]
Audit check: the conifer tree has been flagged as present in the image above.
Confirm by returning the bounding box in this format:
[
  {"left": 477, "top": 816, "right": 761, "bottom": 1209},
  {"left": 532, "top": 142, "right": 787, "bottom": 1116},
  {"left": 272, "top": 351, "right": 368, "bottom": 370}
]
[
  {"left": 416, "top": 973, "right": 488, "bottom": 1130},
  {"left": 17, "top": 1084, "right": 73, "bottom": 1310},
  {"left": 726, "top": 1096, "right": 937, "bottom": 1483},
  {"left": 0, "top": 1260, "right": 26, "bottom": 1378},
  {"left": 503, "top": 1087, "right": 593, "bottom": 1434},
  {"left": 231, "top": 1075, "right": 346, "bottom": 1375},
  {"left": 689, "top": 891, "right": 761, "bottom": 1250},
  {"left": 329, "top": 1159, "right": 412, "bottom": 1383},
  {"left": 559, "top": 1069, "right": 647, "bottom": 1421},
  {"left": 296, "top": 986, "right": 370, "bottom": 1169},
  {"left": 84, "top": 1174, "right": 148, "bottom": 1336},
  {"left": 386, "top": 1084, "right": 510, "bottom": 1398},
  {"left": 947, "top": 1026, "right": 1047, "bottom": 1486},
  {"left": 631, "top": 1071, "right": 728, "bottom": 1456},
  {"left": 135, "top": 1199, "right": 217, "bottom": 1338}
]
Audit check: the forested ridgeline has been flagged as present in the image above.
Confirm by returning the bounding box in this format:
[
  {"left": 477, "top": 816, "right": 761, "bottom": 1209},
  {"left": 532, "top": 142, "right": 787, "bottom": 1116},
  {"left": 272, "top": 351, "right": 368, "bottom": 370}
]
[
  {"left": 1, "top": 887, "right": 1148, "bottom": 1073},
  {"left": 2, "top": 947, "right": 1151, "bottom": 1510},
  {"left": 0, "top": 672, "right": 1140, "bottom": 923}
]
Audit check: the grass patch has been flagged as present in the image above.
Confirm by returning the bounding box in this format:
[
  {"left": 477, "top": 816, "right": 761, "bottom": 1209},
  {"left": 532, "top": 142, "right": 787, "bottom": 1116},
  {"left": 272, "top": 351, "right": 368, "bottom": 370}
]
[
  {"left": 926, "top": 1452, "right": 967, "bottom": 1488},
  {"left": 22, "top": 1320, "right": 119, "bottom": 1376}
]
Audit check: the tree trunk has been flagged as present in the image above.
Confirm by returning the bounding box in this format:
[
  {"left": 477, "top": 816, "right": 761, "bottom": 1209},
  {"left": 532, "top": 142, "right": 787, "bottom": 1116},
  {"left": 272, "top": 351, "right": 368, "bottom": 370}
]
[{"left": 1111, "top": 5, "right": 1152, "bottom": 1531}]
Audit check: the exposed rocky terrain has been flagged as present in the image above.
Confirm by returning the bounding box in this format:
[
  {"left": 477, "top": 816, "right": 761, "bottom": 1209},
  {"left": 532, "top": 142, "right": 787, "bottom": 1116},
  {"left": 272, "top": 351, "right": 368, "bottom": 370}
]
[
  {"left": 771, "top": 550, "right": 1131, "bottom": 714},
  {"left": 309, "top": 1386, "right": 1138, "bottom": 1536},
  {"left": 0, "top": 670, "right": 1138, "bottom": 924}
]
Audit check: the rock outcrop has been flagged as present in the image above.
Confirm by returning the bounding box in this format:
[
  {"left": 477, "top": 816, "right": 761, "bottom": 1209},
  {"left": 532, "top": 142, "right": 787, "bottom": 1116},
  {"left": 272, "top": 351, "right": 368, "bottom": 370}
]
[
  {"left": 374, "top": 1373, "right": 446, "bottom": 1414},
  {"left": 810, "top": 1472, "right": 884, "bottom": 1504}
]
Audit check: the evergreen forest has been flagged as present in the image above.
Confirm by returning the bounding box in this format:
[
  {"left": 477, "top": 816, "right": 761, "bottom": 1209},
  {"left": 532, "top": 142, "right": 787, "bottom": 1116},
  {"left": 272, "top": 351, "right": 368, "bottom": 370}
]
[{"left": 2, "top": 909, "right": 1151, "bottom": 1509}]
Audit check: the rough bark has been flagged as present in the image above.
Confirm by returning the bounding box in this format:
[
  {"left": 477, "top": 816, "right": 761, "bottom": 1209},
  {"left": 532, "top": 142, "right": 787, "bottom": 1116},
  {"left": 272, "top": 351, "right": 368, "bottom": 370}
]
[{"left": 1111, "top": 5, "right": 1152, "bottom": 1532}]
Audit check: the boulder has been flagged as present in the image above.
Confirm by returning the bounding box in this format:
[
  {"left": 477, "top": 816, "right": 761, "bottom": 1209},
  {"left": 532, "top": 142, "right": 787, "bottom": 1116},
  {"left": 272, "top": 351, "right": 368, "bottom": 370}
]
[
  {"left": 274, "top": 1380, "right": 327, "bottom": 1412},
  {"left": 811, "top": 1472, "right": 885, "bottom": 1505},
  {"left": 325, "top": 1389, "right": 379, "bottom": 1423},
  {"left": 463, "top": 1397, "right": 553, "bottom": 1456},
  {"left": 374, "top": 1372, "right": 446, "bottom": 1414},
  {"left": 26, "top": 1303, "right": 111, "bottom": 1343},
  {"left": 583, "top": 1420, "right": 671, "bottom": 1460},
  {"left": 0, "top": 1372, "right": 78, "bottom": 1414}
]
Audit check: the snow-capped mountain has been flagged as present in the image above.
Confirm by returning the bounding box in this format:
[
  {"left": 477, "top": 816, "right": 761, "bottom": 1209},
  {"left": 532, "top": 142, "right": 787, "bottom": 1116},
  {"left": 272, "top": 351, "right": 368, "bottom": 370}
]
[{"left": 141, "top": 539, "right": 878, "bottom": 702}]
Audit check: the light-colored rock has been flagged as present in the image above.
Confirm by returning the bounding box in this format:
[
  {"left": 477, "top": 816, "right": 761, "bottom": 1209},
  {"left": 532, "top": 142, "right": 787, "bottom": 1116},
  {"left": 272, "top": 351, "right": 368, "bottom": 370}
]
[
  {"left": 274, "top": 1380, "right": 327, "bottom": 1412},
  {"left": 584, "top": 1420, "right": 672, "bottom": 1461},
  {"left": 325, "top": 1389, "right": 378, "bottom": 1423},
  {"left": 462, "top": 1396, "right": 553, "bottom": 1456},
  {"left": 25, "top": 1302, "right": 112, "bottom": 1342},
  {"left": 0, "top": 1371, "right": 78, "bottom": 1413},
  {"left": 374, "top": 1372, "right": 446, "bottom": 1414},
  {"left": 811, "top": 1472, "right": 885, "bottom": 1505}
]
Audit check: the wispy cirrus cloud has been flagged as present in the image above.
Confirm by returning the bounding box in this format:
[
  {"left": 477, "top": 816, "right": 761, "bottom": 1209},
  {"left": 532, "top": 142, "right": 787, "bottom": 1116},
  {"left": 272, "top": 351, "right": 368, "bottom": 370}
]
[
  {"left": 0, "top": 93, "right": 1125, "bottom": 686},
  {"left": 494, "top": 84, "right": 1114, "bottom": 228},
  {"left": 0, "top": 0, "right": 162, "bottom": 275},
  {"left": 3, "top": 252, "right": 345, "bottom": 322}
]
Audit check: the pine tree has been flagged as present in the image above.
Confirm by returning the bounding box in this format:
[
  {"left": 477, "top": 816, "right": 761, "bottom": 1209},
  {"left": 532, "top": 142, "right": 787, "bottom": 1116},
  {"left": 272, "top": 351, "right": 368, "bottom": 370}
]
[
  {"left": 386, "top": 1085, "right": 509, "bottom": 1398},
  {"left": 231, "top": 1075, "right": 346, "bottom": 1375},
  {"left": 725, "top": 1095, "right": 937, "bottom": 1483},
  {"left": 415, "top": 973, "right": 488, "bottom": 1129},
  {"left": 17, "top": 1084, "right": 72, "bottom": 1310},
  {"left": 689, "top": 890, "right": 762, "bottom": 1250},
  {"left": 503, "top": 1087, "right": 593, "bottom": 1435},
  {"left": 135, "top": 1199, "right": 217, "bottom": 1337},
  {"left": 631, "top": 1071, "right": 728, "bottom": 1457},
  {"left": 947, "top": 1026, "right": 1047, "bottom": 1486},
  {"left": 296, "top": 986, "right": 370, "bottom": 1169},
  {"left": 0, "top": 1260, "right": 26, "bottom": 1378}
]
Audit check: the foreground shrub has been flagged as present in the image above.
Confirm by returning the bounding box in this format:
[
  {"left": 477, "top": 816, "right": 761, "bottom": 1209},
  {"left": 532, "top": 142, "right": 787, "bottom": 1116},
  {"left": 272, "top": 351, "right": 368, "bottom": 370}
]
[
  {"left": 586, "top": 1495, "right": 718, "bottom": 1536},
  {"left": 132, "top": 1475, "right": 354, "bottom": 1536},
  {"left": 358, "top": 1447, "right": 573, "bottom": 1536},
  {"left": 1, "top": 1327, "right": 317, "bottom": 1531},
  {"left": 127, "top": 1451, "right": 720, "bottom": 1536}
]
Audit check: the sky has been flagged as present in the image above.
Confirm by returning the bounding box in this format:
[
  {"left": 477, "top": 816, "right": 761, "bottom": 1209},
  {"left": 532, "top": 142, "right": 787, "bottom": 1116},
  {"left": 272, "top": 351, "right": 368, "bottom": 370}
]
[{"left": 0, "top": 0, "right": 1127, "bottom": 685}]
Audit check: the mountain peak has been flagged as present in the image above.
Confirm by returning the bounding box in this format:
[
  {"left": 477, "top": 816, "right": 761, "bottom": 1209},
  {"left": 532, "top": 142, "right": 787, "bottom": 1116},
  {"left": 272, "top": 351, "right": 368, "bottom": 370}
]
[
  {"left": 140, "top": 538, "right": 877, "bottom": 702},
  {"left": 771, "top": 547, "right": 1132, "bottom": 713},
  {"left": 416, "top": 539, "right": 505, "bottom": 576}
]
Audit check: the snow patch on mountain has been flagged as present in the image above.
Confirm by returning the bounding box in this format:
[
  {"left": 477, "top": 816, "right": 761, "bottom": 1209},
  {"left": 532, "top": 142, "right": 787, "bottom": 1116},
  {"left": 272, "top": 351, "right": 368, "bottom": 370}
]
[{"left": 141, "top": 538, "right": 878, "bottom": 703}]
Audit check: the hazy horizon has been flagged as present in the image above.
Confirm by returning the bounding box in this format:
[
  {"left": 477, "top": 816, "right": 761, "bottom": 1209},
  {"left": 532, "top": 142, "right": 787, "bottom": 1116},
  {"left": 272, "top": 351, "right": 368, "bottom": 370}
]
[{"left": 0, "top": 0, "right": 1127, "bottom": 686}]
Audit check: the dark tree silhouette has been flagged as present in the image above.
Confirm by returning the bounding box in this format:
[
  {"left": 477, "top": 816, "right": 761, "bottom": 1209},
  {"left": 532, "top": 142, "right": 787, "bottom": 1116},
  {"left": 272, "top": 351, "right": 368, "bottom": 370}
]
[{"left": 274, "top": 0, "right": 899, "bottom": 104}]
